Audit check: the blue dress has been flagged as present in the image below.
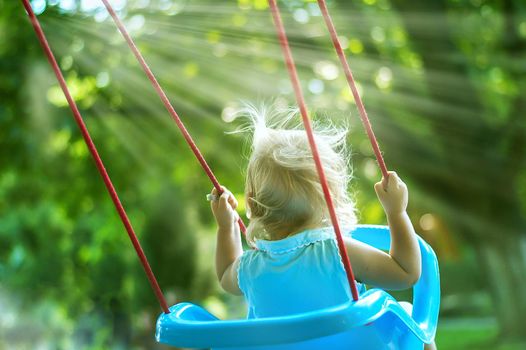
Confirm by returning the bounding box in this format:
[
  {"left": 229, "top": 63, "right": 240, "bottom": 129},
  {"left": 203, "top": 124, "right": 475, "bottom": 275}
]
[{"left": 237, "top": 227, "right": 365, "bottom": 319}]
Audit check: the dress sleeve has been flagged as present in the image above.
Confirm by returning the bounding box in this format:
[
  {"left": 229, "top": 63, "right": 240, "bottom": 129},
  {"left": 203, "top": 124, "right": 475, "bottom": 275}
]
[{"left": 237, "top": 250, "right": 250, "bottom": 299}]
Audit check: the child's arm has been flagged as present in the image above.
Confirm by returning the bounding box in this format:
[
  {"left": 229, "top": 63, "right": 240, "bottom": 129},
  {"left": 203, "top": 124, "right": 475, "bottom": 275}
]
[
  {"left": 345, "top": 172, "right": 422, "bottom": 290},
  {"left": 210, "top": 187, "right": 243, "bottom": 295}
]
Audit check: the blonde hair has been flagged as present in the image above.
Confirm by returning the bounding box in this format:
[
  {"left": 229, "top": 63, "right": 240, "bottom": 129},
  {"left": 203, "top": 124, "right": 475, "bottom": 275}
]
[{"left": 236, "top": 103, "right": 357, "bottom": 245}]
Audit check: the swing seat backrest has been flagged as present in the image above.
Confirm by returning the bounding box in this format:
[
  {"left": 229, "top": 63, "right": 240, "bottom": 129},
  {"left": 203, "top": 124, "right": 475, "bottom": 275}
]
[{"left": 156, "top": 225, "right": 440, "bottom": 349}]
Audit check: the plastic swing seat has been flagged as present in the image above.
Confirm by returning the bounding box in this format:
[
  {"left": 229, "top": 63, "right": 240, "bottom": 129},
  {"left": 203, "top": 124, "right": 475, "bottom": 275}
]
[{"left": 156, "top": 225, "right": 440, "bottom": 349}]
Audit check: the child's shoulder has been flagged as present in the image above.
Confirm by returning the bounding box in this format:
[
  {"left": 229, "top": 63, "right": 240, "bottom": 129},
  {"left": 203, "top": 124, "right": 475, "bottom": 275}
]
[{"left": 247, "top": 227, "right": 336, "bottom": 255}]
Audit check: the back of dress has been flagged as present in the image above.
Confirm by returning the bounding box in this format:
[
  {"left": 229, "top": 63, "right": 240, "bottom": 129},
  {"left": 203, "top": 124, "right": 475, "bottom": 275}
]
[{"left": 238, "top": 227, "right": 365, "bottom": 318}]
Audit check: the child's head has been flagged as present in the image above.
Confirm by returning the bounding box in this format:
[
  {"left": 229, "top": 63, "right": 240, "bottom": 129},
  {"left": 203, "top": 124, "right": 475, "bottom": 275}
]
[{"left": 239, "top": 104, "right": 357, "bottom": 244}]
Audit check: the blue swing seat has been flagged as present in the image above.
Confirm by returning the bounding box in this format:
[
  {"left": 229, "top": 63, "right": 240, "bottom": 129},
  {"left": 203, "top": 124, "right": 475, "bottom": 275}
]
[{"left": 156, "top": 225, "right": 440, "bottom": 349}]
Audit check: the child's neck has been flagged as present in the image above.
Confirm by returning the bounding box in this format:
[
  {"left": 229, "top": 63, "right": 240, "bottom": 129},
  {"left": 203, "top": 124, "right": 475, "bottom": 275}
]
[{"left": 269, "top": 223, "right": 321, "bottom": 241}]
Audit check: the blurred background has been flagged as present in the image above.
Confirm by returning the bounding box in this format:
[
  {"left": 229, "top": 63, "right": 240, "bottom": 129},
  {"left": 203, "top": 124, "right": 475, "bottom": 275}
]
[{"left": 1, "top": 0, "right": 525, "bottom": 349}]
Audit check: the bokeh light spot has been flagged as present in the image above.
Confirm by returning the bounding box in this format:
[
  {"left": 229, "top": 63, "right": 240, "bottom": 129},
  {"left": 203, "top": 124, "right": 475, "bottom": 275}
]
[
  {"left": 314, "top": 61, "right": 339, "bottom": 80},
  {"left": 232, "top": 14, "right": 248, "bottom": 27},
  {"left": 126, "top": 15, "right": 145, "bottom": 33},
  {"left": 238, "top": 0, "right": 250, "bottom": 10},
  {"left": 71, "top": 38, "right": 85, "bottom": 53},
  {"left": 254, "top": 0, "right": 268, "bottom": 10},
  {"left": 348, "top": 39, "right": 364, "bottom": 54},
  {"left": 60, "top": 56, "right": 73, "bottom": 71},
  {"left": 519, "top": 21, "right": 526, "bottom": 38},
  {"left": 364, "top": 159, "right": 379, "bottom": 179},
  {"left": 420, "top": 213, "right": 436, "bottom": 231},
  {"left": 31, "top": 0, "right": 46, "bottom": 15},
  {"left": 96, "top": 72, "right": 110, "bottom": 88},
  {"left": 338, "top": 36, "right": 349, "bottom": 50},
  {"left": 207, "top": 31, "right": 221, "bottom": 44},
  {"left": 183, "top": 63, "right": 199, "bottom": 78},
  {"left": 136, "top": 0, "right": 151, "bottom": 9},
  {"left": 371, "top": 26, "right": 386, "bottom": 43},
  {"left": 375, "top": 66, "right": 393, "bottom": 90},
  {"left": 308, "top": 79, "right": 324, "bottom": 95},
  {"left": 49, "top": 129, "right": 71, "bottom": 153},
  {"left": 94, "top": 10, "right": 109, "bottom": 22},
  {"left": 221, "top": 106, "right": 238, "bottom": 123},
  {"left": 80, "top": 0, "right": 103, "bottom": 12},
  {"left": 58, "top": 0, "right": 77, "bottom": 12},
  {"left": 293, "top": 9, "right": 310, "bottom": 24}
]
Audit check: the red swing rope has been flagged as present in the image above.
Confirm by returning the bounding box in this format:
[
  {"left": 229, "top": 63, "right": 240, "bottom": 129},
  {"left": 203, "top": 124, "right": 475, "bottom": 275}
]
[
  {"left": 20, "top": 0, "right": 170, "bottom": 314},
  {"left": 99, "top": 0, "right": 247, "bottom": 236},
  {"left": 268, "top": 0, "right": 360, "bottom": 301},
  {"left": 317, "top": 0, "right": 389, "bottom": 179}
]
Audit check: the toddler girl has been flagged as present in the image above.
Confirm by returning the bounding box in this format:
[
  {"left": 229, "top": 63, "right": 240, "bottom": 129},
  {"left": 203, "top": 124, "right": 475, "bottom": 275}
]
[{"left": 210, "top": 105, "right": 421, "bottom": 321}]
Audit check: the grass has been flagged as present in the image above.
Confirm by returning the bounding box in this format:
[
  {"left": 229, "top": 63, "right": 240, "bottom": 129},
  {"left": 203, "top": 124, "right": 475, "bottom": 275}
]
[{"left": 436, "top": 318, "right": 526, "bottom": 350}]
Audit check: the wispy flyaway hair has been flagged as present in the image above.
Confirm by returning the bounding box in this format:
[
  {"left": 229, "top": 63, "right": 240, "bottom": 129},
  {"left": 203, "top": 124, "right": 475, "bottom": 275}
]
[{"left": 234, "top": 103, "right": 357, "bottom": 245}]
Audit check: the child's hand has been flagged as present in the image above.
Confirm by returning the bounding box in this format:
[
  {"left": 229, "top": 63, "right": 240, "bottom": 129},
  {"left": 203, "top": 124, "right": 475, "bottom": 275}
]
[
  {"left": 374, "top": 172, "right": 408, "bottom": 216},
  {"left": 210, "top": 187, "right": 239, "bottom": 228}
]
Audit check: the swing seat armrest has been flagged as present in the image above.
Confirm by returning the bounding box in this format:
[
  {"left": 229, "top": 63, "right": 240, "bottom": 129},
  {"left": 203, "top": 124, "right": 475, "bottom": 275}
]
[{"left": 350, "top": 224, "right": 440, "bottom": 343}]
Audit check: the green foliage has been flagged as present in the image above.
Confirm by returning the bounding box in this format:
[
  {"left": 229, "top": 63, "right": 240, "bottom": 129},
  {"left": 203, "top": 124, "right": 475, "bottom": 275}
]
[{"left": 1, "top": 0, "right": 525, "bottom": 348}]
